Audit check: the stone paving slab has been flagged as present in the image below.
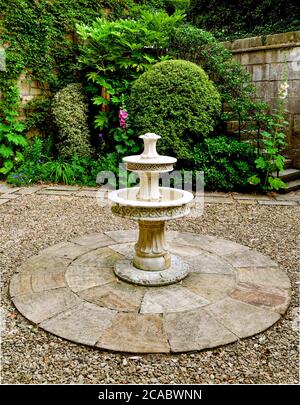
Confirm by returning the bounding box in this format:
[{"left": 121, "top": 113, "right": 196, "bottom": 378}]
[
  {"left": 223, "top": 249, "right": 278, "bottom": 268},
  {"left": 12, "top": 288, "right": 80, "bottom": 324},
  {"left": 36, "top": 190, "right": 75, "bottom": 196},
  {"left": 140, "top": 285, "right": 209, "bottom": 314},
  {"left": 66, "top": 266, "right": 116, "bottom": 292},
  {"left": 201, "top": 238, "right": 251, "bottom": 256},
  {"left": 31, "top": 271, "right": 67, "bottom": 293},
  {"left": 40, "top": 302, "right": 117, "bottom": 346},
  {"left": 79, "top": 281, "right": 146, "bottom": 312},
  {"left": 186, "top": 252, "right": 235, "bottom": 275},
  {"left": 182, "top": 273, "right": 236, "bottom": 301},
  {"left": 104, "top": 229, "right": 138, "bottom": 243},
  {"left": 11, "top": 231, "right": 291, "bottom": 353},
  {"left": 10, "top": 273, "right": 33, "bottom": 297},
  {"left": 168, "top": 243, "right": 204, "bottom": 257},
  {"left": 75, "top": 190, "right": 98, "bottom": 197},
  {"left": 232, "top": 193, "right": 272, "bottom": 201},
  {"left": 206, "top": 297, "right": 280, "bottom": 339},
  {"left": 236, "top": 266, "right": 291, "bottom": 288},
  {"left": 70, "top": 233, "right": 115, "bottom": 249},
  {"left": 230, "top": 282, "right": 291, "bottom": 314},
  {"left": 41, "top": 242, "right": 92, "bottom": 260},
  {"left": 44, "top": 186, "right": 81, "bottom": 191},
  {"left": 0, "top": 193, "right": 20, "bottom": 199},
  {"left": 16, "top": 186, "right": 44, "bottom": 195},
  {"left": 170, "top": 233, "right": 251, "bottom": 257},
  {"left": 205, "top": 196, "right": 234, "bottom": 204},
  {"left": 168, "top": 232, "right": 216, "bottom": 249},
  {"left": 275, "top": 194, "right": 300, "bottom": 202},
  {"left": 15, "top": 186, "right": 43, "bottom": 195},
  {"left": 108, "top": 243, "right": 134, "bottom": 259},
  {"left": 257, "top": 200, "right": 297, "bottom": 206},
  {"left": 237, "top": 199, "right": 258, "bottom": 205},
  {"left": 164, "top": 309, "right": 238, "bottom": 353},
  {"left": 16, "top": 255, "right": 71, "bottom": 275},
  {"left": 72, "top": 247, "right": 122, "bottom": 268},
  {"left": 0, "top": 184, "right": 20, "bottom": 193},
  {"left": 98, "top": 313, "right": 170, "bottom": 353}
]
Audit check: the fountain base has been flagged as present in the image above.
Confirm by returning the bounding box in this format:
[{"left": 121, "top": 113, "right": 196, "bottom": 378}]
[{"left": 114, "top": 255, "right": 189, "bottom": 286}]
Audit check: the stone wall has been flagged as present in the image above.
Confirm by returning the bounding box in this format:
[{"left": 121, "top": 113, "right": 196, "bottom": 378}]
[
  {"left": 224, "top": 31, "right": 300, "bottom": 168},
  {"left": 17, "top": 74, "right": 50, "bottom": 137}
]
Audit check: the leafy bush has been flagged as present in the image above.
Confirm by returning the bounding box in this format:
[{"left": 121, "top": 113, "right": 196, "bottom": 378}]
[
  {"left": 7, "top": 137, "right": 119, "bottom": 187},
  {"left": 52, "top": 83, "right": 92, "bottom": 159},
  {"left": 193, "top": 136, "right": 256, "bottom": 191},
  {"left": 0, "top": 86, "right": 28, "bottom": 175},
  {"left": 128, "top": 59, "right": 221, "bottom": 161}
]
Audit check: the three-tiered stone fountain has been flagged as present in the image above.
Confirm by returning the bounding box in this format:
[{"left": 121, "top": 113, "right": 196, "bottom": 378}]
[
  {"left": 108, "top": 133, "right": 194, "bottom": 286},
  {"left": 10, "top": 131, "right": 291, "bottom": 353}
]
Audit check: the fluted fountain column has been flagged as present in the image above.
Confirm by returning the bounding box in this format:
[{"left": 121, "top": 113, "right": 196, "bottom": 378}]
[{"left": 133, "top": 220, "right": 171, "bottom": 271}]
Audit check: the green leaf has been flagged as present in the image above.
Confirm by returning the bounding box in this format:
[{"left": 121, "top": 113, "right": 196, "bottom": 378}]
[
  {"left": 0, "top": 160, "right": 14, "bottom": 174},
  {"left": 254, "top": 156, "right": 267, "bottom": 170},
  {"left": 248, "top": 175, "right": 261, "bottom": 185},
  {"left": 268, "top": 177, "right": 287, "bottom": 190},
  {"left": 94, "top": 112, "right": 109, "bottom": 129},
  {"left": 0, "top": 144, "right": 14, "bottom": 158},
  {"left": 274, "top": 155, "right": 285, "bottom": 170},
  {"left": 15, "top": 151, "right": 25, "bottom": 162},
  {"left": 92, "top": 96, "right": 109, "bottom": 106},
  {"left": 6, "top": 134, "right": 28, "bottom": 147}
]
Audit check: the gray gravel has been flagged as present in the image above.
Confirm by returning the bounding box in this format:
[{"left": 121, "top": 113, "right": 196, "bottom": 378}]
[{"left": 1, "top": 195, "right": 299, "bottom": 384}]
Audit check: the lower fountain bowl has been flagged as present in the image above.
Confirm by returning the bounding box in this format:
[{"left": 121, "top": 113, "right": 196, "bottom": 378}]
[
  {"left": 109, "top": 187, "right": 194, "bottom": 221},
  {"left": 114, "top": 255, "right": 189, "bottom": 286}
]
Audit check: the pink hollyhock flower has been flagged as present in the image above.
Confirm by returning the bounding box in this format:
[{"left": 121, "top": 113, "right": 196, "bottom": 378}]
[{"left": 118, "top": 108, "right": 128, "bottom": 129}]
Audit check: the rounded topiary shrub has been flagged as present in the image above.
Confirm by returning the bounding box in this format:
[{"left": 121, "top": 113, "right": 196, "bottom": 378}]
[
  {"left": 128, "top": 59, "right": 221, "bottom": 161},
  {"left": 52, "top": 83, "right": 92, "bottom": 159}
]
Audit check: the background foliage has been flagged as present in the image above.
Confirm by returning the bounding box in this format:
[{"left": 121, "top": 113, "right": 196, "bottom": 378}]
[
  {"left": 0, "top": 0, "right": 292, "bottom": 191},
  {"left": 188, "top": 0, "right": 300, "bottom": 40}
]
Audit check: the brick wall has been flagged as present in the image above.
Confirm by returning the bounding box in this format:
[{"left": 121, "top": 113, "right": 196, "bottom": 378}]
[{"left": 224, "top": 31, "right": 300, "bottom": 168}]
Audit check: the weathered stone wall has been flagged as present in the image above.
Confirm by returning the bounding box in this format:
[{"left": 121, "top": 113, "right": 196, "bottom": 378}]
[
  {"left": 17, "top": 74, "right": 50, "bottom": 137},
  {"left": 224, "top": 31, "right": 300, "bottom": 168}
]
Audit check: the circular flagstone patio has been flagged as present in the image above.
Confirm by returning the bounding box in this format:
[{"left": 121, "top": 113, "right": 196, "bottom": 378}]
[{"left": 10, "top": 230, "right": 291, "bottom": 353}]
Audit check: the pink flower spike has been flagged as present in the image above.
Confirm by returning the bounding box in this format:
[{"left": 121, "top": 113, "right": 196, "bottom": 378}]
[{"left": 118, "top": 108, "right": 128, "bottom": 128}]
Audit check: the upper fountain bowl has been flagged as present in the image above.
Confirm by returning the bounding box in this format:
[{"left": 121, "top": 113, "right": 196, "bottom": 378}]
[{"left": 123, "top": 133, "right": 176, "bottom": 172}]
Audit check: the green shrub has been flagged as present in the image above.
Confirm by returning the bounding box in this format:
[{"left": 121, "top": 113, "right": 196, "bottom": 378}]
[
  {"left": 7, "top": 137, "right": 119, "bottom": 187},
  {"left": 193, "top": 136, "right": 256, "bottom": 191},
  {"left": 52, "top": 83, "right": 92, "bottom": 159},
  {"left": 128, "top": 59, "right": 221, "bottom": 161}
]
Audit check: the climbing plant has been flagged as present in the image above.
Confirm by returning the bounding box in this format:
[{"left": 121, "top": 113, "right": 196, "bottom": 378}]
[{"left": 0, "top": 86, "right": 28, "bottom": 174}]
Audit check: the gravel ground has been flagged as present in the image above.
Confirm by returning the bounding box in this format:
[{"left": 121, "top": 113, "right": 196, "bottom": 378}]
[{"left": 0, "top": 195, "right": 299, "bottom": 384}]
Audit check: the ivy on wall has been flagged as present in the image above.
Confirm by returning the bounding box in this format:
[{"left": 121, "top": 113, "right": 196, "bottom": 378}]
[
  {"left": 0, "top": 0, "right": 133, "bottom": 171},
  {"left": 0, "top": 1, "right": 133, "bottom": 89}
]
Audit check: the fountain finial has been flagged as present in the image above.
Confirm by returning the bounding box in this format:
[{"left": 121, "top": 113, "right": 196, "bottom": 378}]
[{"left": 139, "top": 133, "right": 161, "bottom": 159}]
